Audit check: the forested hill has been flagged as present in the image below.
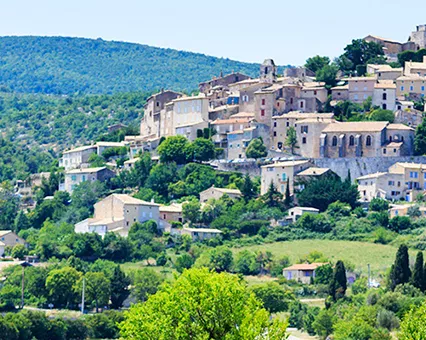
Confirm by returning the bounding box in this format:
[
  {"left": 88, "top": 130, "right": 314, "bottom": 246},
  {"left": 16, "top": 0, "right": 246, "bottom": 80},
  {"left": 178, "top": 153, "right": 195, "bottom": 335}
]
[{"left": 0, "top": 36, "right": 283, "bottom": 94}]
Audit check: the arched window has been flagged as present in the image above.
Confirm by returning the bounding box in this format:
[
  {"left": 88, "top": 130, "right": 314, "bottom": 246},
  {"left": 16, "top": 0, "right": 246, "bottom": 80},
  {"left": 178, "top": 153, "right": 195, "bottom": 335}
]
[
  {"left": 366, "top": 135, "right": 372, "bottom": 146},
  {"left": 332, "top": 136, "right": 338, "bottom": 146},
  {"left": 349, "top": 135, "right": 355, "bottom": 146},
  {"left": 389, "top": 135, "right": 392, "bottom": 142}
]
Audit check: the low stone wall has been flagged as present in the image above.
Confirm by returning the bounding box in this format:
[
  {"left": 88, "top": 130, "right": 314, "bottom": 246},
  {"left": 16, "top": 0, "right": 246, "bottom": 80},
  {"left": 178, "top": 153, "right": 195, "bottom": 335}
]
[
  {"left": 313, "top": 156, "right": 426, "bottom": 181},
  {"left": 214, "top": 156, "right": 426, "bottom": 182}
]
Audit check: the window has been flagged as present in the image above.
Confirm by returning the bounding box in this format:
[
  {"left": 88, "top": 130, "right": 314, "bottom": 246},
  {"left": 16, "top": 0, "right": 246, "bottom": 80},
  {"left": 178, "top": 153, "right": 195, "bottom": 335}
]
[
  {"left": 261, "top": 109, "right": 265, "bottom": 116},
  {"left": 349, "top": 135, "right": 355, "bottom": 146},
  {"left": 71, "top": 175, "right": 76, "bottom": 181},
  {"left": 382, "top": 104, "right": 387, "bottom": 110},
  {"left": 156, "top": 101, "right": 160, "bottom": 107},
  {"left": 422, "top": 86, "right": 425, "bottom": 92},
  {"left": 332, "top": 136, "right": 338, "bottom": 146},
  {"left": 273, "top": 131, "right": 277, "bottom": 137},
  {"left": 277, "top": 102, "right": 280, "bottom": 107},
  {"left": 290, "top": 98, "right": 293, "bottom": 104},
  {"left": 273, "top": 121, "right": 277, "bottom": 127},
  {"left": 82, "top": 175, "right": 86, "bottom": 182},
  {"left": 300, "top": 101, "right": 304, "bottom": 108},
  {"left": 314, "top": 90, "right": 317, "bottom": 95},
  {"left": 410, "top": 86, "right": 414, "bottom": 91},
  {"left": 286, "top": 122, "right": 290, "bottom": 127},
  {"left": 366, "top": 135, "right": 372, "bottom": 146},
  {"left": 302, "top": 137, "right": 307, "bottom": 144},
  {"left": 282, "top": 173, "right": 287, "bottom": 181},
  {"left": 301, "top": 126, "right": 308, "bottom": 133},
  {"left": 382, "top": 93, "right": 387, "bottom": 100},
  {"left": 383, "top": 148, "right": 386, "bottom": 154},
  {"left": 261, "top": 98, "right": 266, "bottom": 105},
  {"left": 410, "top": 171, "right": 419, "bottom": 178},
  {"left": 388, "top": 181, "right": 395, "bottom": 186},
  {"left": 401, "top": 86, "right": 404, "bottom": 91}
]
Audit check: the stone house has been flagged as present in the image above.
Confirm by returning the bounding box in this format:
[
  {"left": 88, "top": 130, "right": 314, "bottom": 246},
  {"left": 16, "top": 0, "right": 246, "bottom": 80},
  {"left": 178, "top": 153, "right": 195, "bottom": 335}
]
[
  {"left": 345, "top": 76, "right": 377, "bottom": 103},
  {"left": 394, "top": 109, "right": 423, "bottom": 128},
  {"left": 319, "top": 122, "right": 414, "bottom": 158},
  {"left": 63, "top": 167, "right": 115, "bottom": 193},
  {"left": 295, "top": 167, "right": 335, "bottom": 191},
  {"left": 199, "top": 186, "right": 242, "bottom": 203},
  {"left": 260, "top": 160, "right": 313, "bottom": 196},
  {"left": 0, "top": 230, "right": 27, "bottom": 256},
  {"left": 238, "top": 82, "right": 271, "bottom": 113},
  {"left": 74, "top": 194, "right": 160, "bottom": 237},
  {"left": 357, "top": 162, "right": 426, "bottom": 202},
  {"left": 211, "top": 115, "right": 255, "bottom": 149},
  {"left": 270, "top": 112, "right": 334, "bottom": 152},
  {"left": 159, "top": 203, "right": 183, "bottom": 224},
  {"left": 396, "top": 74, "right": 426, "bottom": 99},
  {"left": 331, "top": 85, "right": 349, "bottom": 101},
  {"left": 282, "top": 263, "right": 327, "bottom": 284},
  {"left": 372, "top": 81, "right": 396, "bottom": 111},
  {"left": 140, "top": 90, "right": 182, "bottom": 138},
  {"left": 199, "top": 72, "right": 250, "bottom": 94},
  {"left": 227, "top": 124, "right": 270, "bottom": 160},
  {"left": 59, "top": 145, "right": 97, "bottom": 171},
  {"left": 283, "top": 207, "right": 319, "bottom": 224},
  {"left": 389, "top": 204, "right": 426, "bottom": 218},
  {"left": 260, "top": 59, "right": 277, "bottom": 84},
  {"left": 180, "top": 227, "right": 222, "bottom": 241},
  {"left": 367, "top": 64, "right": 403, "bottom": 81}
]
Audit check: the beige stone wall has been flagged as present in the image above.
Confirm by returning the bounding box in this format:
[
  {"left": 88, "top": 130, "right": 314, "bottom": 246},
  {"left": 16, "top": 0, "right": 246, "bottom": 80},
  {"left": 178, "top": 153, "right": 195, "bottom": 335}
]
[
  {"left": 396, "top": 77, "right": 426, "bottom": 97},
  {"left": 200, "top": 188, "right": 240, "bottom": 202},
  {"left": 0, "top": 232, "right": 26, "bottom": 248},
  {"left": 347, "top": 79, "right": 376, "bottom": 103},
  {"left": 296, "top": 121, "right": 331, "bottom": 158}
]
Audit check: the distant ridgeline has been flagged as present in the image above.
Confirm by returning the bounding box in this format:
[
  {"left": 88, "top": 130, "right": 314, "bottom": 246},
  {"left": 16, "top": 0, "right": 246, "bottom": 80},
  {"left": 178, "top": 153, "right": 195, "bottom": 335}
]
[{"left": 0, "top": 36, "right": 289, "bottom": 94}]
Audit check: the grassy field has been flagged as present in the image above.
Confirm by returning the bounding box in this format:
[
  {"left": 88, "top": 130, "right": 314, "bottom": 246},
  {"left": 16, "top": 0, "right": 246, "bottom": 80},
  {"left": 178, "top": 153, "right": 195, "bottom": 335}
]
[{"left": 233, "top": 239, "right": 419, "bottom": 276}]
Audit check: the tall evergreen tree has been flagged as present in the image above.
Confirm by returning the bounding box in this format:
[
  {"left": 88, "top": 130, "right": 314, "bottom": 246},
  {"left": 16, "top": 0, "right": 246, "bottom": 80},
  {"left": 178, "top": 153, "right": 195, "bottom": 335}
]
[
  {"left": 284, "top": 180, "right": 291, "bottom": 206},
  {"left": 14, "top": 210, "right": 31, "bottom": 233},
  {"left": 345, "top": 169, "right": 351, "bottom": 185},
  {"left": 412, "top": 252, "right": 424, "bottom": 291},
  {"left": 241, "top": 173, "right": 255, "bottom": 200},
  {"left": 110, "top": 265, "right": 131, "bottom": 309},
  {"left": 329, "top": 260, "right": 347, "bottom": 301},
  {"left": 389, "top": 244, "right": 411, "bottom": 291},
  {"left": 262, "top": 181, "right": 283, "bottom": 208}
]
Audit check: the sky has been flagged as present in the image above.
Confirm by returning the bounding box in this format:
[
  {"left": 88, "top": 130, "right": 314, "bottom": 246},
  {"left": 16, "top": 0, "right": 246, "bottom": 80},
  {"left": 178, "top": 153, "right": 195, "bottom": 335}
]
[{"left": 1, "top": 0, "right": 426, "bottom": 65}]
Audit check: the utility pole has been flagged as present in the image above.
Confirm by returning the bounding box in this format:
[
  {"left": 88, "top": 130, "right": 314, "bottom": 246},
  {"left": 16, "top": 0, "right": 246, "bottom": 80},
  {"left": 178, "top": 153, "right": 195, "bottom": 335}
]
[
  {"left": 367, "top": 263, "right": 371, "bottom": 288},
  {"left": 81, "top": 277, "right": 85, "bottom": 314},
  {"left": 21, "top": 265, "right": 25, "bottom": 309}
]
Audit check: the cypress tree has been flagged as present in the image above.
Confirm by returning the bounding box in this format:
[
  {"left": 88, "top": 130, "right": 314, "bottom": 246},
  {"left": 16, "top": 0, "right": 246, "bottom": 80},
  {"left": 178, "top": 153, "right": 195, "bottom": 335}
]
[
  {"left": 241, "top": 173, "right": 254, "bottom": 200},
  {"left": 284, "top": 180, "right": 291, "bottom": 206},
  {"left": 412, "top": 252, "right": 424, "bottom": 291},
  {"left": 329, "top": 260, "right": 347, "bottom": 301},
  {"left": 110, "top": 265, "right": 131, "bottom": 309},
  {"left": 390, "top": 244, "right": 411, "bottom": 290}
]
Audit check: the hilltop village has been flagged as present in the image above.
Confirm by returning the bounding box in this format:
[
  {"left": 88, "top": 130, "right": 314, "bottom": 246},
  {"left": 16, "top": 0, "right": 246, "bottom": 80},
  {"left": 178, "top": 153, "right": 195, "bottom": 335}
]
[{"left": 4, "top": 24, "right": 426, "bottom": 340}]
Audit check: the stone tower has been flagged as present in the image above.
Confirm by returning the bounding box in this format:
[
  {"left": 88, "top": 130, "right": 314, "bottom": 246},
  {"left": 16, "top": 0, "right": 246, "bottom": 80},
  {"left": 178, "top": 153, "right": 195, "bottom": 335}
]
[{"left": 260, "top": 59, "right": 277, "bottom": 83}]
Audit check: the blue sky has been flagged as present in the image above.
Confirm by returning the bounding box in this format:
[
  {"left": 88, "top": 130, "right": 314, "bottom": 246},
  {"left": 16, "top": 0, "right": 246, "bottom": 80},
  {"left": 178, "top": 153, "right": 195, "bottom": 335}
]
[{"left": 1, "top": 0, "right": 426, "bottom": 65}]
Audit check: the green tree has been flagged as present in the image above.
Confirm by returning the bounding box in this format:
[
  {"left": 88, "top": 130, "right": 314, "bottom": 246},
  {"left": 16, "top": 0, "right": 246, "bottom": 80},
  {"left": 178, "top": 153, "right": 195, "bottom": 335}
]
[
  {"left": 119, "top": 268, "right": 287, "bottom": 339},
  {"left": 250, "top": 282, "right": 294, "bottom": 313},
  {"left": 389, "top": 244, "right": 411, "bottom": 291},
  {"left": 369, "top": 197, "right": 389, "bottom": 212},
  {"left": 240, "top": 173, "right": 255, "bottom": 200},
  {"left": 415, "top": 117, "right": 426, "bottom": 155},
  {"left": 329, "top": 260, "right": 347, "bottom": 301},
  {"left": 110, "top": 265, "right": 131, "bottom": 309},
  {"left": 182, "top": 200, "right": 201, "bottom": 225},
  {"left": 185, "top": 138, "right": 216, "bottom": 162},
  {"left": 146, "top": 162, "right": 177, "bottom": 198},
  {"left": 131, "top": 152, "right": 152, "bottom": 187},
  {"left": 0, "top": 285, "right": 20, "bottom": 310},
  {"left": 174, "top": 253, "right": 195, "bottom": 273},
  {"left": 0, "top": 182, "right": 20, "bottom": 230},
  {"left": 305, "top": 55, "right": 330, "bottom": 73},
  {"left": 284, "top": 180, "right": 291, "bottom": 206},
  {"left": 246, "top": 138, "right": 267, "bottom": 159},
  {"left": 45, "top": 267, "right": 82, "bottom": 308},
  {"left": 315, "top": 64, "right": 339, "bottom": 88},
  {"left": 131, "top": 268, "right": 164, "bottom": 303},
  {"left": 14, "top": 211, "right": 31, "bottom": 233},
  {"left": 399, "top": 302, "right": 426, "bottom": 340},
  {"left": 314, "top": 264, "right": 333, "bottom": 285},
  {"left": 412, "top": 252, "right": 424, "bottom": 292},
  {"left": 208, "top": 246, "right": 233, "bottom": 273},
  {"left": 80, "top": 272, "right": 110, "bottom": 312},
  {"left": 157, "top": 135, "right": 190, "bottom": 164},
  {"left": 262, "top": 181, "right": 283, "bottom": 208},
  {"left": 297, "top": 175, "right": 359, "bottom": 211},
  {"left": 388, "top": 216, "right": 411, "bottom": 232},
  {"left": 10, "top": 244, "right": 28, "bottom": 260},
  {"left": 285, "top": 127, "right": 298, "bottom": 154},
  {"left": 312, "top": 309, "right": 335, "bottom": 339},
  {"left": 234, "top": 250, "right": 258, "bottom": 275},
  {"left": 368, "top": 109, "right": 394, "bottom": 122},
  {"left": 340, "top": 39, "right": 384, "bottom": 72}
]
